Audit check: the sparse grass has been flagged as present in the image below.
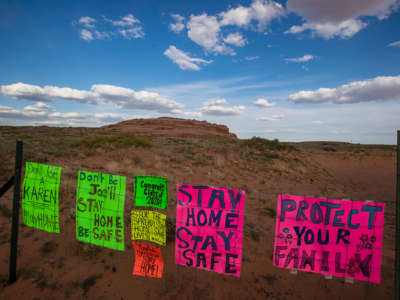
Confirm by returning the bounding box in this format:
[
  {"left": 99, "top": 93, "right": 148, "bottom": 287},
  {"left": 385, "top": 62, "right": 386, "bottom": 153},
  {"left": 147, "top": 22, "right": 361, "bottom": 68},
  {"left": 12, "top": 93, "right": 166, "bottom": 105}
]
[
  {"left": 82, "top": 274, "right": 102, "bottom": 294},
  {"left": 166, "top": 217, "right": 176, "bottom": 244},
  {"left": 261, "top": 274, "right": 277, "bottom": 285},
  {"left": 260, "top": 207, "right": 276, "bottom": 218},
  {"left": 245, "top": 223, "right": 261, "bottom": 241},
  {"left": 0, "top": 204, "right": 12, "bottom": 217},
  {"left": 71, "top": 135, "right": 152, "bottom": 150},
  {"left": 39, "top": 241, "right": 58, "bottom": 255}
]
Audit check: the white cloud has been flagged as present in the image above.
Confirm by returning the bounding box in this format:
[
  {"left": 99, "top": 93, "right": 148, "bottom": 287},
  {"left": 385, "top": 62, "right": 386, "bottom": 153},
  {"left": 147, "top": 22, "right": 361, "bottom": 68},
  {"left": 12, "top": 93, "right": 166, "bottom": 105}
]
[
  {"left": 93, "top": 30, "right": 110, "bottom": 39},
  {"left": 24, "top": 102, "right": 55, "bottom": 112},
  {"left": 285, "top": 19, "right": 367, "bottom": 39},
  {"left": 78, "top": 16, "right": 96, "bottom": 28},
  {"left": 219, "top": 0, "right": 284, "bottom": 31},
  {"left": 223, "top": 32, "right": 247, "bottom": 47},
  {"left": 201, "top": 99, "right": 245, "bottom": 116},
  {"left": 164, "top": 45, "right": 212, "bottom": 71},
  {"left": 311, "top": 120, "right": 324, "bottom": 124},
  {"left": 285, "top": 54, "right": 314, "bottom": 63},
  {"left": 245, "top": 56, "right": 259, "bottom": 61},
  {"left": 1, "top": 82, "right": 184, "bottom": 113},
  {"left": 110, "top": 14, "right": 141, "bottom": 27},
  {"left": 203, "top": 98, "right": 227, "bottom": 106},
  {"left": 118, "top": 27, "right": 144, "bottom": 39},
  {"left": 285, "top": 0, "right": 399, "bottom": 39},
  {"left": 184, "top": 1, "right": 283, "bottom": 55},
  {"left": 0, "top": 104, "right": 136, "bottom": 127},
  {"left": 253, "top": 98, "right": 276, "bottom": 107},
  {"left": 257, "top": 114, "right": 285, "bottom": 121},
  {"left": 170, "top": 14, "right": 185, "bottom": 33},
  {"left": 80, "top": 29, "right": 94, "bottom": 41},
  {"left": 388, "top": 40, "right": 400, "bottom": 47},
  {"left": 288, "top": 75, "right": 400, "bottom": 104},
  {"left": 75, "top": 14, "right": 144, "bottom": 40},
  {"left": 171, "top": 109, "right": 202, "bottom": 118},
  {"left": 187, "top": 13, "right": 231, "bottom": 55}
]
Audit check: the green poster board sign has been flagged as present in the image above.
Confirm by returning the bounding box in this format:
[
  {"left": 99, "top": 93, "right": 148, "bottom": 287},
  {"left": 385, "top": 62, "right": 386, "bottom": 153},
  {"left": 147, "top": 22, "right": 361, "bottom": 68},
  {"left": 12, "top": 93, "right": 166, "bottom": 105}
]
[
  {"left": 22, "top": 162, "right": 62, "bottom": 233},
  {"left": 76, "top": 170, "right": 126, "bottom": 251},
  {"left": 134, "top": 176, "right": 168, "bottom": 210}
]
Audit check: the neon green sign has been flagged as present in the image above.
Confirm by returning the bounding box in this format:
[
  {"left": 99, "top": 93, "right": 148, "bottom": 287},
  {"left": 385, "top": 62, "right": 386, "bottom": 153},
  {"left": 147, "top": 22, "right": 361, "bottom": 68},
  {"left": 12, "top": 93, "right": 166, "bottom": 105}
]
[
  {"left": 22, "top": 162, "right": 62, "bottom": 233},
  {"left": 134, "top": 176, "right": 168, "bottom": 210},
  {"left": 76, "top": 170, "right": 126, "bottom": 251}
]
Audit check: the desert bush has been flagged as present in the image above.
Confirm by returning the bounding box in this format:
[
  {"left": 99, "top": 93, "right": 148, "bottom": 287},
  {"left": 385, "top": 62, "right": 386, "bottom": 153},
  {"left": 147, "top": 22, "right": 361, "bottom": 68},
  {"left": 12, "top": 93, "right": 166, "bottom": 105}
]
[{"left": 242, "top": 137, "right": 296, "bottom": 151}]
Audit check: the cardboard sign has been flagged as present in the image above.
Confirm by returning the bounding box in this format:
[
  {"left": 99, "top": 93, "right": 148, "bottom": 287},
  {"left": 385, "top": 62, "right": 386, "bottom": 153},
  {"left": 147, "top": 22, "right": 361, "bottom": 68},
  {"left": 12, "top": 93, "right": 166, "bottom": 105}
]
[
  {"left": 273, "top": 195, "right": 385, "bottom": 283},
  {"left": 132, "top": 241, "right": 164, "bottom": 278},
  {"left": 76, "top": 170, "right": 126, "bottom": 251},
  {"left": 22, "top": 162, "right": 62, "bottom": 233},
  {"left": 175, "top": 184, "right": 245, "bottom": 277},
  {"left": 131, "top": 210, "right": 166, "bottom": 246},
  {"left": 134, "top": 176, "right": 168, "bottom": 210}
]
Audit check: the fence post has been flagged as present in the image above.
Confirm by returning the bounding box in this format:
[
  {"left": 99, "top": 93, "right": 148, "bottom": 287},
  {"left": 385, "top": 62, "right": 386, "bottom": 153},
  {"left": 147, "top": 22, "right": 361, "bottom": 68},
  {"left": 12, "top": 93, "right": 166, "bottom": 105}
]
[
  {"left": 8, "top": 141, "right": 23, "bottom": 284},
  {"left": 396, "top": 131, "right": 400, "bottom": 300}
]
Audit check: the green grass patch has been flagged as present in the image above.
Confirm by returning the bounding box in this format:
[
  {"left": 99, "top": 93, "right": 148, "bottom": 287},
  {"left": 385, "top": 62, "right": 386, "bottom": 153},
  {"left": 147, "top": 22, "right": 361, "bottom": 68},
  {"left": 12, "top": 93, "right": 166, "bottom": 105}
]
[{"left": 71, "top": 135, "right": 152, "bottom": 150}]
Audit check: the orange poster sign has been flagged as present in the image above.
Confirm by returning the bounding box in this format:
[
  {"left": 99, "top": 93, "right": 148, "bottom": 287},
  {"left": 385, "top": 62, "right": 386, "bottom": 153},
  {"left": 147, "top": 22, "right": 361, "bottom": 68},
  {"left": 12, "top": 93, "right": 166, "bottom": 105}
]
[{"left": 133, "top": 241, "right": 163, "bottom": 278}]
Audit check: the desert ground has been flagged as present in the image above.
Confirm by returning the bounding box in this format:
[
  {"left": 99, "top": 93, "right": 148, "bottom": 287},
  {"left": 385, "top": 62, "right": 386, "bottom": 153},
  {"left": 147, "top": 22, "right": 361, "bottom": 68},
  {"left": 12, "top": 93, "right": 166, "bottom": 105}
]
[{"left": 0, "top": 117, "right": 397, "bottom": 300}]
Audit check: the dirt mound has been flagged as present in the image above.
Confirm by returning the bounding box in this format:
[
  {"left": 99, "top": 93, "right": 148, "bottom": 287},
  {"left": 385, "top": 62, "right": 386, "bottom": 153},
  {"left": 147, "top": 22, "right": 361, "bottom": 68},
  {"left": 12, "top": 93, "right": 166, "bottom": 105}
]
[{"left": 102, "top": 117, "right": 237, "bottom": 139}]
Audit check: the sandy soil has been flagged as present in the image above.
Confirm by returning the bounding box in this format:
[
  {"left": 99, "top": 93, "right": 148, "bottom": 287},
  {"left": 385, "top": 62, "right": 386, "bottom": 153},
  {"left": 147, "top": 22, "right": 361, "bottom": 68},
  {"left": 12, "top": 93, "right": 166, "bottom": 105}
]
[{"left": 0, "top": 118, "right": 397, "bottom": 300}]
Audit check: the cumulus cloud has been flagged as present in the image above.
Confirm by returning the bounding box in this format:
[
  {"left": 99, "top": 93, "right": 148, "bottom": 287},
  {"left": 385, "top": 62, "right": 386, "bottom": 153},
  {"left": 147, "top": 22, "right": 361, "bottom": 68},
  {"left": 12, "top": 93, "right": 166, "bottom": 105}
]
[
  {"left": 388, "top": 40, "right": 400, "bottom": 47},
  {"left": 109, "top": 14, "right": 141, "bottom": 27},
  {"left": 164, "top": 45, "right": 212, "bottom": 71},
  {"left": 74, "top": 14, "right": 144, "bottom": 41},
  {"left": 284, "top": 54, "right": 314, "bottom": 63},
  {"left": 253, "top": 98, "right": 276, "bottom": 107},
  {"left": 257, "top": 114, "right": 285, "bottom": 121},
  {"left": 187, "top": 13, "right": 234, "bottom": 55},
  {"left": 288, "top": 75, "right": 400, "bottom": 104},
  {"left": 80, "top": 29, "right": 94, "bottom": 41},
  {"left": 78, "top": 16, "right": 96, "bottom": 28},
  {"left": 1, "top": 82, "right": 184, "bottom": 113},
  {"left": 169, "top": 14, "right": 185, "bottom": 33},
  {"left": 285, "top": 0, "right": 399, "bottom": 39},
  {"left": 0, "top": 104, "right": 135, "bottom": 126},
  {"left": 185, "top": 0, "right": 283, "bottom": 55},
  {"left": 200, "top": 99, "right": 245, "bottom": 116},
  {"left": 223, "top": 32, "right": 247, "bottom": 47},
  {"left": 24, "top": 102, "right": 55, "bottom": 112},
  {"left": 219, "top": 0, "right": 284, "bottom": 30}
]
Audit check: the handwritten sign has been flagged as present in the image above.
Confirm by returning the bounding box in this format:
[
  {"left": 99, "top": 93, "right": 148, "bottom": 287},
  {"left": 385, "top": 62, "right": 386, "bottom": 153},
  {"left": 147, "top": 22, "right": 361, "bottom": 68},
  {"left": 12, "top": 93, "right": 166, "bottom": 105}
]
[
  {"left": 22, "top": 162, "right": 62, "bottom": 233},
  {"left": 132, "top": 241, "right": 164, "bottom": 278},
  {"left": 131, "top": 210, "right": 166, "bottom": 246},
  {"left": 134, "top": 176, "right": 168, "bottom": 210},
  {"left": 273, "top": 195, "right": 385, "bottom": 283},
  {"left": 175, "top": 184, "right": 245, "bottom": 277},
  {"left": 76, "top": 170, "right": 126, "bottom": 251}
]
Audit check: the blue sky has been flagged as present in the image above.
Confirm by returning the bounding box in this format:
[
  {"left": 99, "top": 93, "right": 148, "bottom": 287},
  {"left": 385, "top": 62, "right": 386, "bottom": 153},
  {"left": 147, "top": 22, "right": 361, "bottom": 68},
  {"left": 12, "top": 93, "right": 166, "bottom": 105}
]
[{"left": 1, "top": 0, "right": 400, "bottom": 144}]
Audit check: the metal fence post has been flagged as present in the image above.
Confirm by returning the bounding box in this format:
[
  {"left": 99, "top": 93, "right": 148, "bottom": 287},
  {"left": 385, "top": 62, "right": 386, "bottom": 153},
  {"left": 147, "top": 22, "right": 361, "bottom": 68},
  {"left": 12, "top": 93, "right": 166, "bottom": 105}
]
[{"left": 9, "top": 141, "right": 23, "bottom": 284}]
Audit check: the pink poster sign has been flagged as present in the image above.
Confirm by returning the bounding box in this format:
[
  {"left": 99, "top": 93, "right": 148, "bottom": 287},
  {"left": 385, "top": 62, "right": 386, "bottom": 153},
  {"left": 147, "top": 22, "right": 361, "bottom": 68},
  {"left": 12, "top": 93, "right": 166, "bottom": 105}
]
[
  {"left": 273, "top": 195, "right": 385, "bottom": 283},
  {"left": 175, "top": 184, "right": 245, "bottom": 277}
]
